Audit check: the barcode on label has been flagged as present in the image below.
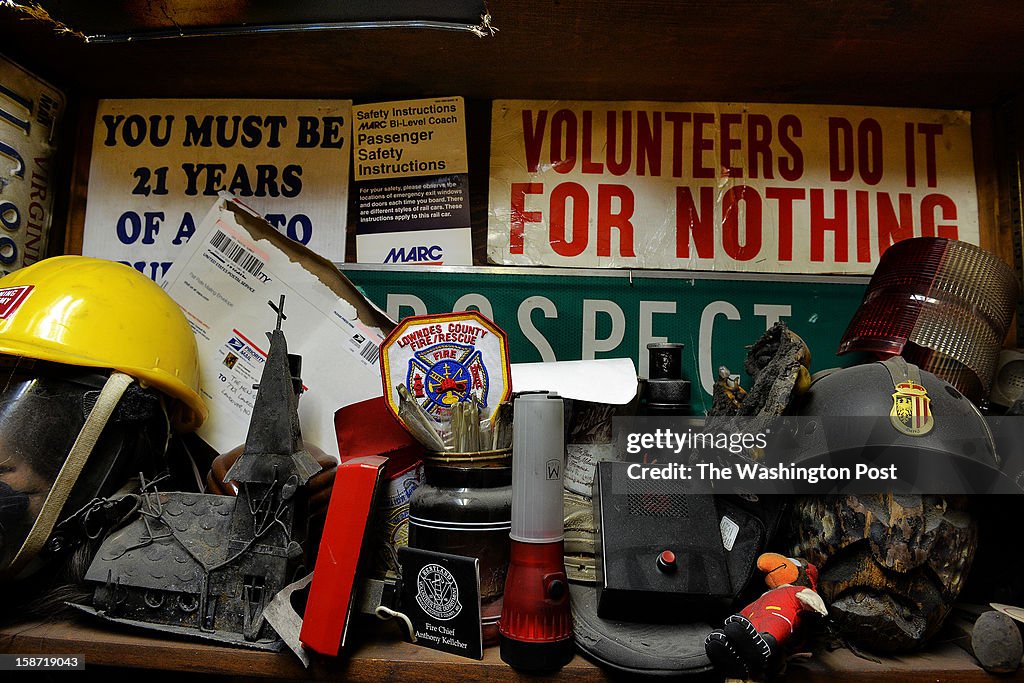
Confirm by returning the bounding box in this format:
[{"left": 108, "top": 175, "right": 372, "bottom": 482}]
[
  {"left": 211, "top": 230, "right": 266, "bottom": 279},
  {"left": 360, "top": 341, "right": 380, "bottom": 365}
]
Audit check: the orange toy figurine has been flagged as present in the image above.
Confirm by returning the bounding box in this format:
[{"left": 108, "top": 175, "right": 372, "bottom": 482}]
[{"left": 705, "top": 553, "right": 827, "bottom": 679}]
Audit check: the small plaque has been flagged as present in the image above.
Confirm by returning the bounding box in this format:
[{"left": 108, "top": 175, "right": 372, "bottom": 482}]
[{"left": 398, "top": 546, "right": 483, "bottom": 660}]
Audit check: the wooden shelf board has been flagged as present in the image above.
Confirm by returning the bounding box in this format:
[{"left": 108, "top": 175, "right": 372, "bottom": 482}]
[
  {"left": 0, "top": 616, "right": 609, "bottom": 682},
  {"left": 3, "top": 1, "right": 1024, "bottom": 108},
  {"left": 2, "top": 615, "right": 1021, "bottom": 682}
]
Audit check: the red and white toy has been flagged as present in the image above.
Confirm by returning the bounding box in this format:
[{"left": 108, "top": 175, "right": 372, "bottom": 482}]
[{"left": 705, "top": 553, "right": 828, "bottom": 678}]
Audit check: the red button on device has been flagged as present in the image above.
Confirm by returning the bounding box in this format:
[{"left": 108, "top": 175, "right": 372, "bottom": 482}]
[{"left": 657, "top": 550, "right": 677, "bottom": 572}]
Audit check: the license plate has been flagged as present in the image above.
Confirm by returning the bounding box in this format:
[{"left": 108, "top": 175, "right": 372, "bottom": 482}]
[{"left": 0, "top": 55, "right": 65, "bottom": 275}]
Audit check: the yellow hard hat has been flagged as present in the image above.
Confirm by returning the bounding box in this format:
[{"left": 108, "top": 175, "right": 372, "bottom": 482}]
[{"left": 0, "top": 256, "right": 207, "bottom": 430}]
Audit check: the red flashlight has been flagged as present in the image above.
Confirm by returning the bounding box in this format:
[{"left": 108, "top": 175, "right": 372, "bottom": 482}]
[{"left": 499, "top": 392, "right": 574, "bottom": 671}]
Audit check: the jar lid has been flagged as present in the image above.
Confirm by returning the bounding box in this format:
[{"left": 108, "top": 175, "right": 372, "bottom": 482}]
[{"left": 423, "top": 447, "right": 511, "bottom": 467}]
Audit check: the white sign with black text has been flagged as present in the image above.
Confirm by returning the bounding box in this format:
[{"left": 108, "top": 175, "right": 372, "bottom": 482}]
[{"left": 84, "top": 98, "right": 351, "bottom": 278}]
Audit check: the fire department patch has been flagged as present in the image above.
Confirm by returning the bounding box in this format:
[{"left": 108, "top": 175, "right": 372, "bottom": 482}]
[
  {"left": 890, "top": 381, "right": 934, "bottom": 436},
  {"left": 407, "top": 344, "right": 489, "bottom": 417},
  {"left": 380, "top": 311, "right": 511, "bottom": 444}
]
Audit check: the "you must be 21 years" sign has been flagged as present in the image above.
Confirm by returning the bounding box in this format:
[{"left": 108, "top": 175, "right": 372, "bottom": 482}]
[{"left": 83, "top": 99, "right": 352, "bottom": 279}]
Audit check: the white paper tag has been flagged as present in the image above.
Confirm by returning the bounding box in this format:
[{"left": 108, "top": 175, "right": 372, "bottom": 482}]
[
  {"left": 720, "top": 515, "right": 740, "bottom": 551},
  {"left": 563, "top": 443, "right": 618, "bottom": 497}
]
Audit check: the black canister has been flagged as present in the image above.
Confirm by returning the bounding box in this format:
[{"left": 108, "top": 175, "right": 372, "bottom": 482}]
[
  {"left": 644, "top": 342, "right": 692, "bottom": 415},
  {"left": 408, "top": 463, "right": 513, "bottom": 645}
]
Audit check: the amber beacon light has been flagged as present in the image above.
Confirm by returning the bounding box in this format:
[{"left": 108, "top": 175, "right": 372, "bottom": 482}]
[{"left": 839, "top": 237, "right": 1019, "bottom": 402}]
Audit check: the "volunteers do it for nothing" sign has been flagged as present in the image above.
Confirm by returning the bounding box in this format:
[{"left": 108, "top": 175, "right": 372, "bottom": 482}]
[{"left": 488, "top": 100, "right": 979, "bottom": 275}]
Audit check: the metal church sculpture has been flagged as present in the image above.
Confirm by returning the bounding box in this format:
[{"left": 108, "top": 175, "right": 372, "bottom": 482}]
[{"left": 76, "top": 296, "right": 321, "bottom": 649}]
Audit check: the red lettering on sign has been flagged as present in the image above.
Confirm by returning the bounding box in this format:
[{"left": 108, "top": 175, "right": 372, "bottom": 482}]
[
  {"left": 829, "top": 117, "right": 855, "bottom": 182},
  {"left": 597, "top": 184, "right": 636, "bottom": 257},
  {"left": 509, "top": 182, "right": 543, "bottom": 254},
  {"left": 693, "top": 112, "right": 715, "bottom": 179},
  {"left": 550, "top": 182, "right": 589, "bottom": 256},
  {"left": 521, "top": 108, "right": 810, "bottom": 181},
  {"left": 748, "top": 114, "right": 774, "bottom": 179},
  {"left": 858, "top": 118, "right": 883, "bottom": 186},
  {"left": 607, "top": 111, "right": 631, "bottom": 176},
  {"left": 720, "top": 113, "right": 743, "bottom": 178},
  {"left": 778, "top": 116, "right": 802, "bottom": 183},
  {"left": 665, "top": 111, "right": 692, "bottom": 178},
  {"left": 581, "top": 111, "right": 604, "bottom": 174},
  {"left": 905, "top": 123, "right": 943, "bottom": 188},
  {"left": 778, "top": 115, "right": 804, "bottom": 181},
  {"left": 637, "top": 111, "right": 662, "bottom": 176},
  {"left": 551, "top": 109, "right": 577, "bottom": 174},
  {"left": 675, "top": 186, "right": 714, "bottom": 259},
  {"left": 830, "top": 117, "right": 883, "bottom": 184},
  {"left": 877, "top": 193, "right": 916, "bottom": 255},
  {"left": 810, "top": 189, "right": 849, "bottom": 262},
  {"left": 766, "top": 187, "right": 805, "bottom": 261},
  {"left": 905, "top": 122, "right": 917, "bottom": 187},
  {"left": 522, "top": 110, "right": 547, "bottom": 173},
  {"left": 722, "top": 185, "right": 762, "bottom": 261},
  {"left": 917, "top": 123, "right": 942, "bottom": 188},
  {"left": 855, "top": 190, "right": 872, "bottom": 262},
  {"left": 921, "top": 194, "right": 958, "bottom": 239}
]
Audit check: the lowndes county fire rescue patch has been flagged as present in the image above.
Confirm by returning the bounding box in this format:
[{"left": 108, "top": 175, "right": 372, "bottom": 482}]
[
  {"left": 380, "top": 311, "right": 511, "bottom": 441},
  {"left": 890, "top": 381, "right": 934, "bottom": 436}
]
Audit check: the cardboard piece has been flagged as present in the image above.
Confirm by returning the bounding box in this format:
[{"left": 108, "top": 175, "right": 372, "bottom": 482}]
[{"left": 161, "top": 194, "right": 393, "bottom": 460}]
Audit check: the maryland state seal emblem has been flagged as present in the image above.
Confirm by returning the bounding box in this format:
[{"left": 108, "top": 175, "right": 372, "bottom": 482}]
[{"left": 890, "top": 381, "right": 934, "bottom": 436}]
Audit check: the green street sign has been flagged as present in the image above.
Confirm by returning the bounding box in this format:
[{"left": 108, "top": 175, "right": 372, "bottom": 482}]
[{"left": 342, "top": 265, "right": 868, "bottom": 414}]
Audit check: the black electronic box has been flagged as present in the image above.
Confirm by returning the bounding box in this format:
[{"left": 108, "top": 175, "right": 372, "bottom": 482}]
[{"left": 594, "top": 461, "right": 743, "bottom": 619}]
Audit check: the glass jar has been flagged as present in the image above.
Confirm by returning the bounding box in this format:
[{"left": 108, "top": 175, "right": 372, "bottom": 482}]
[{"left": 408, "top": 462, "right": 512, "bottom": 646}]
